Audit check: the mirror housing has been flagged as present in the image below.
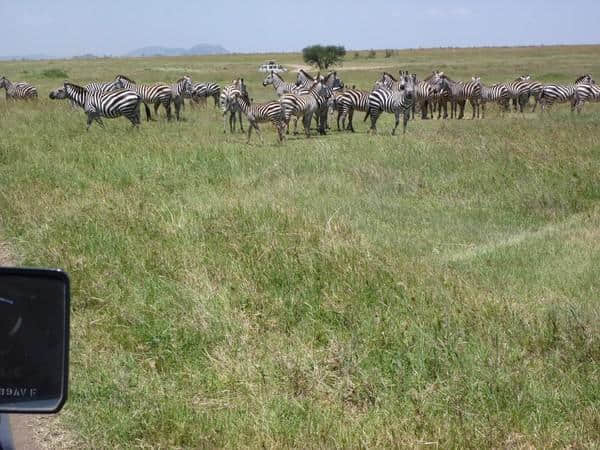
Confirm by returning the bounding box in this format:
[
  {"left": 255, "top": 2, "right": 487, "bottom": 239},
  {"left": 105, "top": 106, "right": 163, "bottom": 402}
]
[{"left": 0, "top": 267, "right": 70, "bottom": 414}]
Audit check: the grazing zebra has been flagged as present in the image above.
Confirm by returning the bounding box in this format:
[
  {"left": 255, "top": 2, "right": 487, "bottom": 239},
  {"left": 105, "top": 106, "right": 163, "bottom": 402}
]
[
  {"left": 538, "top": 75, "right": 593, "bottom": 113},
  {"left": 230, "top": 91, "right": 286, "bottom": 143},
  {"left": 0, "top": 76, "right": 37, "bottom": 100},
  {"left": 479, "top": 82, "right": 510, "bottom": 118},
  {"left": 170, "top": 76, "right": 193, "bottom": 120},
  {"left": 330, "top": 88, "right": 370, "bottom": 132},
  {"left": 279, "top": 80, "right": 333, "bottom": 137},
  {"left": 220, "top": 79, "right": 248, "bottom": 133},
  {"left": 364, "top": 73, "right": 416, "bottom": 135},
  {"left": 49, "top": 82, "right": 141, "bottom": 129},
  {"left": 190, "top": 81, "right": 220, "bottom": 107},
  {"left": 115, "top": 75, "right": 172, "bottom": 121},
  {"left": 262, "top": 71, "right": 297, "bottom": 96}
]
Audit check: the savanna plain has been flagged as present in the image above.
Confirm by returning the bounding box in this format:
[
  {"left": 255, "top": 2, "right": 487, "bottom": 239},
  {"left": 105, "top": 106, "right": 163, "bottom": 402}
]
[{"left": 1, "top": 46, "right": 600, "bottom": 448}]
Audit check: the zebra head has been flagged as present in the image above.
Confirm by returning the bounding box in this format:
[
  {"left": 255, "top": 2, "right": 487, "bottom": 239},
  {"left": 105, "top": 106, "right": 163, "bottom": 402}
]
[
  {"left": 116, "top": 74, "right": 135, "bottom": 88},
  {"left": 471, "top": 76, "right": 481, "bottom": 85},
  {"left": 0, "top": 77, "right": 6, "bottom": 89},
  {"left": 296, "top": 69, "right": 315, "bottom": 87},
  {"left": 178, "top": 75, "right": 193, "bottom": 96},
  {"left": 516, "top": 74, "right": 531, "bottom": 81},
  {"left": 49, "top": 86, "right": 67, "bottom": 99},
  {"left": 575, "top": 74, "right": 594, "bottom": 84},
  {"left": 262, "top": 71, "right": 276, "bottom": 87}
]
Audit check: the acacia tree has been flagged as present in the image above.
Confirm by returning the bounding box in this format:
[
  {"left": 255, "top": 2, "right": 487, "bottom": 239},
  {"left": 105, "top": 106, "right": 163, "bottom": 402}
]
[{"left": 302, "top": 45, "right": 346, "bottom": 70}]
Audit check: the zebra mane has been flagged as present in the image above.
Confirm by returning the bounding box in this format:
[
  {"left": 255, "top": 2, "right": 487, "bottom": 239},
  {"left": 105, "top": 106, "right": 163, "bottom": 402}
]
[
  {"left": 271, "top": 71, "right": 284, "bottom": 80},
  {"left": 382, "top": 72, "right": 397, "bottom": 82},
  {"left": 575, "top": 74, "right": 593, "bottom": 84},
  {"left": 298, "top": 69, "right": 315, "bottom": 81},
  {"left": 117, "top": 74, "right": 135, "bottom": 83},
  {"left": 64, "top": 82, "right": 88, "bottom": 95}
]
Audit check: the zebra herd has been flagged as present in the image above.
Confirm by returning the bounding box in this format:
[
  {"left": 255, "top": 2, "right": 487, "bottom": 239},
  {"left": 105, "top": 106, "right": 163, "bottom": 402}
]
[{"left": 1, "top": 69, "right": 599, "bottom": 138}]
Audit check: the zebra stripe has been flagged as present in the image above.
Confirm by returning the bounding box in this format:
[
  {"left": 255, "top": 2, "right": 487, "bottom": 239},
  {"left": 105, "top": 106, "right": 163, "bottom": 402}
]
[
  {"left": 262, "top": 71, "right": 297, "bottom": 96},
  {"left": 279, "top": 81, "right": 333, "bottom": 136},
  {"left": 191, "top": 81, "right": 220, "bottom": 107},
  {"left": 573, "top": 82, "right": 600, "bottom": 113},
  {"left": 170, "top": 76, "right": 193, "bottom": 120},
  {"left": 537, "top": 74, "right": 592, "bottom": 113},
  {"left": 50, "top": 83, "right": 141, "bottom": 129},
  {"left": 220, "top": 79, "right": 248, "bottom": 133},
  {"left": 231, "top": 92, "right": 286, "bottom": 143},
  {"left": 365, "top": 74, "right": 416, "bottom": 135},
  {"left": 115, "top": 75, "right": 172, "bottom": 121},
  {"left": 0, "top": 77, "right": 37, "bottom": 100},
  {"left": 480, "top": 83, "right": 510, "bottom": 118},
  {"left": 331, "top": 88, "right": 370, "bottom": 132}
]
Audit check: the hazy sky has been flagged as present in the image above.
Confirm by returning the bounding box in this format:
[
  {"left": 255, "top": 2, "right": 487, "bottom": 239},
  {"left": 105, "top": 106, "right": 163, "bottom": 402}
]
[{"left": 1, "top": 0, "right": 599, "bottom": 57}]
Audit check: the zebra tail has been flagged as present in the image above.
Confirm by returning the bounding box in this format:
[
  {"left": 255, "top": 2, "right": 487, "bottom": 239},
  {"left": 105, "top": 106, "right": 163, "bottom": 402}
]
[{"left": 363, "top": 109, "right": 370, "bottom": 122}]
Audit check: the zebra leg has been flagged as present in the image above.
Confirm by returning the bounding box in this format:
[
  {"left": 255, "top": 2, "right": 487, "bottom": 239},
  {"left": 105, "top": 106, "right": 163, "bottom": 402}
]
[
  {"left": 165, "top": 101, "right": 172, "bottom": 121},
  {"left": 86, "top": 112, "right": 94, "bottom": 130},
  {"left": 369, "top": 110, "right": 379, "bottom": 134},
  {"left": 238, "top": 110, "right": 244, "bottom": 132},
  {"left": 175, "top": 98, "right": 182, "bottom": 121},
  {"left": 302, "top": 113, "right": 312, "bottom": 137},
  {"left": 481, "top": 101, "right": 486, "bottom": 119},
  {"left": 348, "top": 109, "right": 355, "bottom": 132},
  {"left": 144, "top": 103, "right": 152, "bottom": 121},
  {"left": 403, "top": 110, "right": 410, "bottom": 134},
  {"left": 392, "top": 110, "right": 400, "bottom": 136},
  {"left": 458, "top": 100, "right": 465, "bottom": 119}
]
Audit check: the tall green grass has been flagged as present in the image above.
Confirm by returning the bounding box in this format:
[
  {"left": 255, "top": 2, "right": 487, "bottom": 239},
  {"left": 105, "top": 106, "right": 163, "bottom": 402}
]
[{"left": 1, "top": 45, "right": 600, "bottom": 448}]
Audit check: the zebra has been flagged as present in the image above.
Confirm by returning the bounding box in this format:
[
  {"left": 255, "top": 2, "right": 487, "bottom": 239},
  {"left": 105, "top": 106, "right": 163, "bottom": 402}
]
[
  {"left": 330, "top": 88, "right": 370, "bottom": 132},
  {"left": 262, "top": 71, "right": 297, "bottom": 96},
  {"left": 0, "top": 76, "right": 37, "bottom": 100},
  {"left": 436, "top": 73, "right": 481, "bottom": 119},
  {"left": 85, "top": 79, "right": 125, "bottom": 93},
  {"left": 220, "top": 79, "right": 248, "bottom": 133},
  {"left": 413, "top": 73, "right": 441, "bottom": 119},
  {"left": 426, "top": 71, "right": 451, "bottom": 119},
  {"left": 538, "top": 75, "right": 593, "bottom": 113},
  {"left": 295, "top": 69, "right": 317, "bottom": 90},
  {"left": 230, "top": 91, "right": 286, "bottom": 143},
  {"left": 170, "top": 76, "right": 193, "bottom": 120},
  {"left": 573, "top": 81, "right": 600, "bottom": 113},
  {"left": 279, "top": 80, "right": 333, "bottom": 137},
  {"left": 364, "top": 73, "right": 416, "bottom": 135},
  {"left": 115, "top": 75, "right": 172, "bottom": 121},
  {"left": 49, "top": 82, "right": 141, "bottom": 129},
  {"left": 190, "top": 81, "right": 220, "bottom": 107},
  {"left": 375, "top": 72, "right": 405, "bottom": 91},
  {"left": 479, "top": 83, "right": 510, "bottom": 118},
  {"left": 503, "top": 76, "right": 536, "bottom": 113}
]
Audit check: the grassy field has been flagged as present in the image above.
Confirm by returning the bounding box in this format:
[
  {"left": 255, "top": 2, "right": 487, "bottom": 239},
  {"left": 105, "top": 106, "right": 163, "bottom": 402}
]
[{"left": 1, "top": 45, "right": 600, "bottom": 448}]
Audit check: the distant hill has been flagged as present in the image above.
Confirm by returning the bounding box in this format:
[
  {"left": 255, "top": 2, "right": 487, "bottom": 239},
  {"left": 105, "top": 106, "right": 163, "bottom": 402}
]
[
  {"left": 0, "top": 54, "right": 50, "bottom": 61},
  {"left": 127, "top": 44, "right": 229, "bottom": 57}
]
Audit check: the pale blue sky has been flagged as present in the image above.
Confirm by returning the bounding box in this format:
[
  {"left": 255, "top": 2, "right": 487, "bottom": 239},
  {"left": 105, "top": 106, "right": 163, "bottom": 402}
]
[{"left": 1, "top": 0, "right": 599, "bottom": 57}]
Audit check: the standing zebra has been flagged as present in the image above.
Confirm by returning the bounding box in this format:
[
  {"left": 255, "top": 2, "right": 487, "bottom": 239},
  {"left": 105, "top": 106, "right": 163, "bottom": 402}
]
[
  {"left": 330, "top": 87, "right": 370, "bottom": 132},
  {"left": 364, "top": 73, "right": 416, "bottom": 135},
  {"left": 479, "top": 83, "right": 510, "bottom": 118},
  {"left": 170, "top": 76, "right": 193, "bottom": 120},
  {"left": 414, "top": 73, "right": 441, "bottom": 119},
  {"left": 573, "top": 81, "right": 600, "bottom": 113},
  {"left": 115, "top": 75, "right": 172, "bottom": 121},
  {"left": 503, "top": 76, "right": 535, "bottom": 113},
  {"left": 437, "top": 74, "right": 481, "bottom": 119},
  {"left": 538, "top": 75, "right": 593, "bottom": 113},
  {"left": 262, "top": 71, "right": 297, "bottom": 96},
  {"left": 220, "top": 79, "right": 248, "bottom": 133},
  {"left": 49, "top": 82, "right": 141, "bottom": 129},
  {"left": 230, "top": 91, "right": 286, "bottom": 143},
  {"left": 0, "top": 77, "right": 37, "bottom": 100},
  {"left": 279, "top": 80, "right": 333, "bottom": 137}
]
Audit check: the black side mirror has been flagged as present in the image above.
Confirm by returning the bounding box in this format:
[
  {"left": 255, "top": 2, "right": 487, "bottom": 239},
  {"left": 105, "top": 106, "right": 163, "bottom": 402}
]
[{"left": 0, "top": 267, "right": 70, "bottom": 414}]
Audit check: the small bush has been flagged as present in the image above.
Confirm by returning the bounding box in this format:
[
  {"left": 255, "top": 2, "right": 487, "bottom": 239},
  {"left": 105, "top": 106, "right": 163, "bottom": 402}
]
[
  {"left": 367, "top": 49, "right": 376, "bottom": 59},
  {"left": 353, "top": 51, "right": 360, "bottom": 59},
  {"left": 384, "top": 49, "right": 395, "bottom": 58},
  {"left": 41, "top": 69, "right": 68, "bottom": 78}
]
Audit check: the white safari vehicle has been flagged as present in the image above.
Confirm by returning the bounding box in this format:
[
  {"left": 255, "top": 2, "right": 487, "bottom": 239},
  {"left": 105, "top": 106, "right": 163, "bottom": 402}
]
[{"left": 258, "top": 61, "right": 287, "bottom": 73}]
